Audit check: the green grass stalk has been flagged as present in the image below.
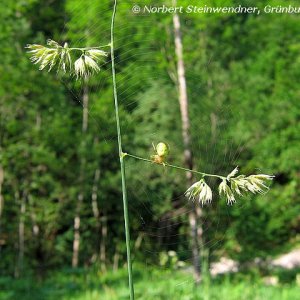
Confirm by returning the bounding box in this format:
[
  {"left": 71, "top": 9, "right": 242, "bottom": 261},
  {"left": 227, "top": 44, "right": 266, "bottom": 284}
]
[
  {"left": 125, "top": 153, "right": 226, "bottom": 180},
  {"left": 110, "top": 0, "right": 135, "bottom": 299}
]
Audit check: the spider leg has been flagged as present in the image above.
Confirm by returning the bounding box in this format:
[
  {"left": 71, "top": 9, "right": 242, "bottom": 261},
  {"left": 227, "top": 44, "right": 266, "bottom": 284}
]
[
  {"left": 152, "top": 142, "right": 156, "bottom": 151},
  {"left": 150, "top": 155, "right": 157, "bottom": 164}
]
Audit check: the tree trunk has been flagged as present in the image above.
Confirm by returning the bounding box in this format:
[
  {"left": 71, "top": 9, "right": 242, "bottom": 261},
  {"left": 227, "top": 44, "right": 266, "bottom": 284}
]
[
  {"left": 210, "top": 112, "right": 217, "bottom": 142},
  {"left": 91, "top": 167, "right": 101, "bottom": 262},
  {"left": 72, "top": 206, "right": 81, "bottom": 267},
  {"left": 72, "top": 79, "right": 89, "bottom": 268},
  {"left": 15, "top": 190, "right": 26, "bottom": 278},
  {"left": 100, "top": 214, "right": 107, "bottom": 271},
  {"left": 91, "top": 168, "right": 100, "bottom": 224},
  {"left": 113, "top": 248, "right": 120, "bottom": 272},
  {"left": 172, "top": 2, "right": 202, "bottom": 283},
  {"left": 28, "top": 195, "right": 39, "bottom": 237}
]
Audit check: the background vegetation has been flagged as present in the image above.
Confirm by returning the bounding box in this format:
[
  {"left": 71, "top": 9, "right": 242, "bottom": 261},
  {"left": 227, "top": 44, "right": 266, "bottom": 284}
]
[{"left": 0, "top": 0, "right": 299, "bottom": 299}]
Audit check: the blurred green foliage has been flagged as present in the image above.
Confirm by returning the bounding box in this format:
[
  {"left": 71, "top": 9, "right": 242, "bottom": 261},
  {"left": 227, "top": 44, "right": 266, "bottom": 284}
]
[
  {"left": 0, "top": 0, "right": 299, "bottom": 289},
  {"left": 0, "top": 266, "right": 300, "bottom": 300}
]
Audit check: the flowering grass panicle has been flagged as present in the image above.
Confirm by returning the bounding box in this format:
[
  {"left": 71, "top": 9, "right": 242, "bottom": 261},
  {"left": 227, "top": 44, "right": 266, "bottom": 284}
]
[
  {"left": 226, "top": 166, "right": 239, "bottom": 180},
  {"left": 219, "top": 179, "right": 236, "bottom": 205},
  {"left": 185, "top": 179, "right": 213, "bottom": 205},
  {"left": 220, "top": 168, "right": 274, "bottom": 205},
  {"left": 185, "top": 181, "right": 202, "bottom": 200},
  {"left": 229, "top": 173, "right": 274, "bottom": 195},
  {"left": 87, "top": 49, "right": 108, "bottom": 60},
  {"left": 27, "top": 39, "right": 70, "bottom": 72},
  {"left": 26, "top": 39, "right": 108, "bottom": 79},
  {"left": 74, "top": 54, "right": 100, "bottom": 79},
  {"left": 185, "top": 166, "right": 274, "bottom": 206}
]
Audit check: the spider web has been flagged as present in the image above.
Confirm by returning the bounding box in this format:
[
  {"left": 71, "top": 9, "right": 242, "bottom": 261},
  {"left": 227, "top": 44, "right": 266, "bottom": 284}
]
[{"left": 50, "top": 0, "right": 272, "bottom": 296}]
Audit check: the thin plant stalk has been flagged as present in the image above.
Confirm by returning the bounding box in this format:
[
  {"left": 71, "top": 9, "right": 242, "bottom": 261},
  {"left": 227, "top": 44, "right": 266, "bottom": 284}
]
[
  {"left": 125, "top": 153, "right": 226, "bottom": 180},
  {"left": 110, "top": 0, "right": 135, "bottom": 299}
]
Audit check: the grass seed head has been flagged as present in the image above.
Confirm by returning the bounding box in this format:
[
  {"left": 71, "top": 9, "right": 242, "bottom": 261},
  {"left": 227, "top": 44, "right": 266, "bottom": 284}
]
[
  {"left": 26, "top": 39, "right": 106, "bottom": 79},
  {"left": 185, "top": 179, "right": 213, "bottom": 205}
]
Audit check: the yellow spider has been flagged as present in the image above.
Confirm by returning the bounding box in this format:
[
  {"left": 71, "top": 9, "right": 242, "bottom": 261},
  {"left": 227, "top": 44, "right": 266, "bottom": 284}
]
[{"left": 151, "top": 142, "right": 169, "bottom": 166}]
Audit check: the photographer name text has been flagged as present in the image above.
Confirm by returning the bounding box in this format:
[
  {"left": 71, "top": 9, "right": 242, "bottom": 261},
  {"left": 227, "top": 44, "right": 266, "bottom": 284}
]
[{"left": 132, "top": 4, "right": 300, "bottom": 15}]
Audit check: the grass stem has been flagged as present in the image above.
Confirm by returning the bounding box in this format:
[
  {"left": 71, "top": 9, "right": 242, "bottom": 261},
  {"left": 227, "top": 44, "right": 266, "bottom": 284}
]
[
  {"left": 125, "top": 153, "right": 226, "bottom": 180},
  {"left": 111, "top": 1, "right": 135, "bottom": 299}
]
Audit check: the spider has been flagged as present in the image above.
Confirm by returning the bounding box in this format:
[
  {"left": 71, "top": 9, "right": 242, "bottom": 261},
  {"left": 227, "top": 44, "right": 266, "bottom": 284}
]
[{"left": 151, "top": 142, "right": 169, "bottom": 165}]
